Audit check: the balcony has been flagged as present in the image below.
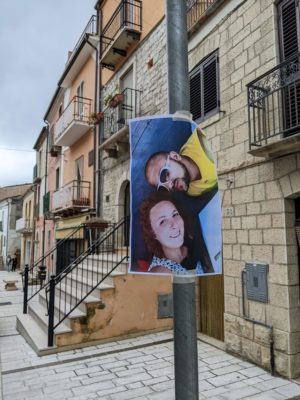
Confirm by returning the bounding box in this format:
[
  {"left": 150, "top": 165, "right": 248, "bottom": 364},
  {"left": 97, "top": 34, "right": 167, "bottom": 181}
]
[
  {"left": 100, "top": 88, "right": 141, "bottom": 157},
  {"left": 101, "top": 0, "right": 142, "bottom": 70},
  {"left": 54, "top": 96, "right": 92, "bottom": 147},
  {"left": 187, "top": 0, "right": 220, "bottom": 33},
  {"left": 247, "top": 53, "right": 300, "bottom": 158},
  {"left": 60, "top": 16, "right": 99, "bottom": 88},
  {"left": 16, "top": 218, "right": 32, "bottom": 233},
  {"left": 52, "top": 180, "right": 91, "bottom": 215}
]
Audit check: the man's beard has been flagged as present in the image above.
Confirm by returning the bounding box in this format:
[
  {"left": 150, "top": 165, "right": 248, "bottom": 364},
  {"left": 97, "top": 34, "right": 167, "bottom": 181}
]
[{"left": 172, "top": 173, "right": 190, "bottom": 192}]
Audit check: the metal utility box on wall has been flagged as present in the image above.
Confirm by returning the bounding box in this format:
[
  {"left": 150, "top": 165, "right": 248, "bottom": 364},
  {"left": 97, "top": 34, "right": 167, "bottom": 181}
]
[
  {"left": 157, "top": 293, "right": 173, "bottom": 318},
  {"left": 245, "top": 262, "right": 269, "bottom": 303}
]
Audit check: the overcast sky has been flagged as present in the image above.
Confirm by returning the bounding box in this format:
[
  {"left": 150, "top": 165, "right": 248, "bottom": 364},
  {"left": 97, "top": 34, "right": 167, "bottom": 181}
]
[{"left": 0, "top": 0, "right": 96, "bottom": 187}]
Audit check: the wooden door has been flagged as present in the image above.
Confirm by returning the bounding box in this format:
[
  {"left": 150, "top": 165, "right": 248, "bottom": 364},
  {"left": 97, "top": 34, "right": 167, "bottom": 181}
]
[{"left": 198, "top": 274, "right": 224, "bottom": 341}]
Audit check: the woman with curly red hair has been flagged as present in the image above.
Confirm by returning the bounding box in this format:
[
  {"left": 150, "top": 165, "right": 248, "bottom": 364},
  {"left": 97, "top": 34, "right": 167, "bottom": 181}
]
[{"left": 139, "top": 192, "right": 209, "bottom": 274}]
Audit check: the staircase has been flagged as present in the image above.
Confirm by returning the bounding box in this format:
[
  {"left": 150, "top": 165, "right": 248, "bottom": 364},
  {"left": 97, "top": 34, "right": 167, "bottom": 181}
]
[
  {"left": 17, "top": 218, "right": 172, "bottom": 355},
  {"left": 17, "top": 250, "right": 128, "bottom": 355}
]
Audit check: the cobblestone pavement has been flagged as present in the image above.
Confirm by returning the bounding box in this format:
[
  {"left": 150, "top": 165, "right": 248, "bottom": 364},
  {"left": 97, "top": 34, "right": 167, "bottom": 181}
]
[{"left": 1, "top": 270, "right": 300, "bottom": 400}]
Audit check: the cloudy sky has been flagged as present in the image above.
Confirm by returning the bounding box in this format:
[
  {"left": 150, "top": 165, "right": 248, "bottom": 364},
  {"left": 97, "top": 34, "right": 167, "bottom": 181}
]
[{"left": 0, "top": 0, "right": 96, "bottom": 187}]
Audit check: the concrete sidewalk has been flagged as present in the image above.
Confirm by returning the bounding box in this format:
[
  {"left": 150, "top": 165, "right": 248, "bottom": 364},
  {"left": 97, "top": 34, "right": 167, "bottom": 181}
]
[{"left": 1, "top": 270, "right": 300, "bottom": 400}]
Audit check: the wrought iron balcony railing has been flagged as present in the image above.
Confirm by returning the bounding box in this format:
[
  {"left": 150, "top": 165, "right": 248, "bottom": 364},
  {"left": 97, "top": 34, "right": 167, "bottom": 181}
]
[
  {"left": 101, "top": 0, "right": 142, "bottom": 57},
  {"left": 186, "top": 0, "right": 217, "bottom": 31},
  {"left": 247, "top": 52, "right": 300, "bottom": 154},
  {"left": 66, "top": 15, "right": 98, "bottom": 67},
  {"left": 103, "top": 87, "right": 141, "bottom": 138},
  {"left": 54, "top": 96, "right": 92, "bottom": 146},
  {"left": 52, "top": 180, "right": 91, "bottom": 213}
]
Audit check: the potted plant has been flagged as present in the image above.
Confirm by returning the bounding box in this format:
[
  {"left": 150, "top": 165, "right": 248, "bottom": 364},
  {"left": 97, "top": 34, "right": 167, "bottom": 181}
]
[
  {"left": 89, "top": 111, "right": 104, "bottom": 125},
  {"left": 104, "top": 84, "right": 124, "bottom": 108}
]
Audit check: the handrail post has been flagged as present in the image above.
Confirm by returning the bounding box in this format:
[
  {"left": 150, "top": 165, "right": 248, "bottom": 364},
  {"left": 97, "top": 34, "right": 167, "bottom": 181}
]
[
  {"left": 23, "top": 264, "right": 29, "bottom": 314},
  {"left": 125, "top": 216, "right": 129, "bottom": 259},
  {"left": 48, "top": 275, "right": 56, "bottom": 347}
]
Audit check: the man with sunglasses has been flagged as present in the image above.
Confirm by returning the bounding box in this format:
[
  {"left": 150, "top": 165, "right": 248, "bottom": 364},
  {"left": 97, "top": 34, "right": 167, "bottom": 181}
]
[{"left": 145, "top": 127, "right": 217, "bottom": 196}]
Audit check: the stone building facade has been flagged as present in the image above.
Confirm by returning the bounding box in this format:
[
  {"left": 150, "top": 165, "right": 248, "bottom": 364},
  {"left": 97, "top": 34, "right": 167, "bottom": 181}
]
[
  {"left": 101, "top": 19, "right": 168, "bottom": 221},
  {"left": 187, "top": 0, "right": 300, "bottom": 378}
]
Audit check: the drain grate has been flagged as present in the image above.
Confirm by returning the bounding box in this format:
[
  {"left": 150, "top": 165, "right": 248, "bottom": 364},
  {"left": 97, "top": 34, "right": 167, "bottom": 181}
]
[{"left": 0, "top": 302, "right": 12, "bottom": 306}]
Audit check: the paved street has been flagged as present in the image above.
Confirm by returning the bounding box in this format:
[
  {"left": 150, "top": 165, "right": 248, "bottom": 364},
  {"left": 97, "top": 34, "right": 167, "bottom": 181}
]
[{"left": 1, "top": 270, "right": 300, "bottom": 400}]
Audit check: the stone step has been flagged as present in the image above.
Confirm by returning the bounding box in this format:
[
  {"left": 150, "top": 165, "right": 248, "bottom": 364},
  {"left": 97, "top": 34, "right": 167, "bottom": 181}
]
[
  {"left": 47, "top": 280, "right": 104, "bottom": 310},
  {"left": 68, "top": 266, "right": 126, "bottom": 284},
  {"left": 85, "top": 250, "right": 128, "bottom": 263},
  {"left": 64, "top": 276, "right": 115, "bottom": 296},
  {"left": 16, "top": 313, "right": 57, "bottom": 355},
  {"left": 28, "top": 301, "right": 72, "bottom": 335},
  {"left": 77, "top": 254, "right": 128, "bottom": 271},
  {"left": 39, "top": 289, "right": 87, "bottom": 321},
  {"left": 17, "top": 248, "right": 129, "bottom": 355}
]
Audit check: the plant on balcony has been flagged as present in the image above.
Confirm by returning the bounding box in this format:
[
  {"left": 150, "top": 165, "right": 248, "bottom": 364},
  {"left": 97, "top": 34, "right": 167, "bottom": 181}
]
[
  {"left": 104, "top": 85, "right": 124, "bottom": 108},
  {"left": 89, "top": 111, "right": 104, "bottom": 125}
]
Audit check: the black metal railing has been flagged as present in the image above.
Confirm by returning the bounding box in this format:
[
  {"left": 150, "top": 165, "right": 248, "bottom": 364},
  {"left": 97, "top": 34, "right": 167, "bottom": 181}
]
[
  {"left": 66, "top": 15, "right": 98, "bottom": 67},
  {"left": 22, "top": 223, "right": 88, "bottom": 314},
  {"left": 103, "top": 88, "right": 142, "bottom": 137},
  {"left": 54, "top": 96, "right": 92, "bottom": 144},
  {"left": 46, "top": 217, "right": 129, "bottom": 347},
  {"left": 186, "top": 0, "right": 216, "bottom": 31},
  {"left": 247, "top": 52, "right": 300, "bottom": 149},
  {"left": 101, "top": 0, "right": 142, "bottom": 54}
]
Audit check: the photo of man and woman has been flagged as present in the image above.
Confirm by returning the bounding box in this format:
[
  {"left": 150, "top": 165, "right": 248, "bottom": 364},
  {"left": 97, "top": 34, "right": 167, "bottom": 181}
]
[{"left": 129, "top": 115, "right": 222, "bottom": 276}]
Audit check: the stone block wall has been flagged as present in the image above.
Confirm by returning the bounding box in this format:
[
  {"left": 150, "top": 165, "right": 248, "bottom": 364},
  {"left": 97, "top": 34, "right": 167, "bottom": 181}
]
[{"left": 188, "top": 0, "right": 300, "bottom": 378}]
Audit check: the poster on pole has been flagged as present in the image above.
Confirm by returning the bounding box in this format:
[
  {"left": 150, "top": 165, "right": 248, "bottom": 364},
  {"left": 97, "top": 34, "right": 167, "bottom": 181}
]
[{"left": 129, "top": 114, "right": 222, "bottom": 276}]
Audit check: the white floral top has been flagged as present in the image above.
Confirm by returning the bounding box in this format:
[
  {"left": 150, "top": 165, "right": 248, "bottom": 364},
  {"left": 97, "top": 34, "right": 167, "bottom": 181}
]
[{"left": 148, "top": 256, "right": 205, "bottom": 275}]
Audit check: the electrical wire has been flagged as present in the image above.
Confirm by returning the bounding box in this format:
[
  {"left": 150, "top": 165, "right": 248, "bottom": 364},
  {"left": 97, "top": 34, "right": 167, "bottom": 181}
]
[{"left": 0, "top": 147, "right": 35, "bottom": 153}]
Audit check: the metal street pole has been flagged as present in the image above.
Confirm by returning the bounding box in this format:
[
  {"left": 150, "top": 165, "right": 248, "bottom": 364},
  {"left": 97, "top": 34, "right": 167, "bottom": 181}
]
[{"left": 166, "top": 1, "right": 199, "bottom": 399}]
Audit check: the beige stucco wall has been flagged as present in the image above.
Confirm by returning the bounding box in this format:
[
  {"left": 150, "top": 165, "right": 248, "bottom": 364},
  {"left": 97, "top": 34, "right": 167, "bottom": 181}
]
[
  {"left": 56, "top": 271, "right": 173, "bottom": 347},
  {"left": 46, "top": 53, "right": 97, "bottom": 222}
]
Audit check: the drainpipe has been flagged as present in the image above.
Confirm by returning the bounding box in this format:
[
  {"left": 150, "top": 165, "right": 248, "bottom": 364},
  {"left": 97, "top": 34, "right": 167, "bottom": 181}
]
[
  {"left": 6, "top": 199, "right": 10, "bottom": 262},
  {"left": 42, "top": 122, "right": 49, "bottom": 257},
  {"left": 241, "top": 270, "right": 275, "bottom": 375},
  {"left": 95, "top": 4, "right": 103, "bottom": 218},
  {"left": 86, "top": 36, "right": 99, "bottom": 217},
  {"left": 30, "top": 185, "right": 37, "bottom": 265}
]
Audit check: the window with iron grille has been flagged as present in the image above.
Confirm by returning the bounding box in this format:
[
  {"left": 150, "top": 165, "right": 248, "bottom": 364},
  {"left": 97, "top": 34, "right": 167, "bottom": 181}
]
[{"left": 189, "top": 51, "right": 219, "bottom": 123}]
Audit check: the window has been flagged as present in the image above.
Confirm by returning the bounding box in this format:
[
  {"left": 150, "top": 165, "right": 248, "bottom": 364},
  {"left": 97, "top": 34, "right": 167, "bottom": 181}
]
[
  {"left": 88, "top": 150, "right": 94, "bottom": 167},
  {"left": 75, "top": 156, "right": 84, "bottom": 199},
  {"left": 75, "top": 156, "right": 83, "bottom": 182},
  {"left": 76, "top": 82, "right": 84, "bottom": 119},
  {"left": 278, "top": 0, "right": 300, "bottom": 60},
  {"left": 189, "top": 51, "right": 219, "bottom": 123},
  {"left": 59, "top": 103, "right": 63, "bottom": 117},
  {"left": 55, "top": 168, "right": 60, "bottom": 190},
  {"left": 278, "top": 0, "right": 300, "bottom": 134}
]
